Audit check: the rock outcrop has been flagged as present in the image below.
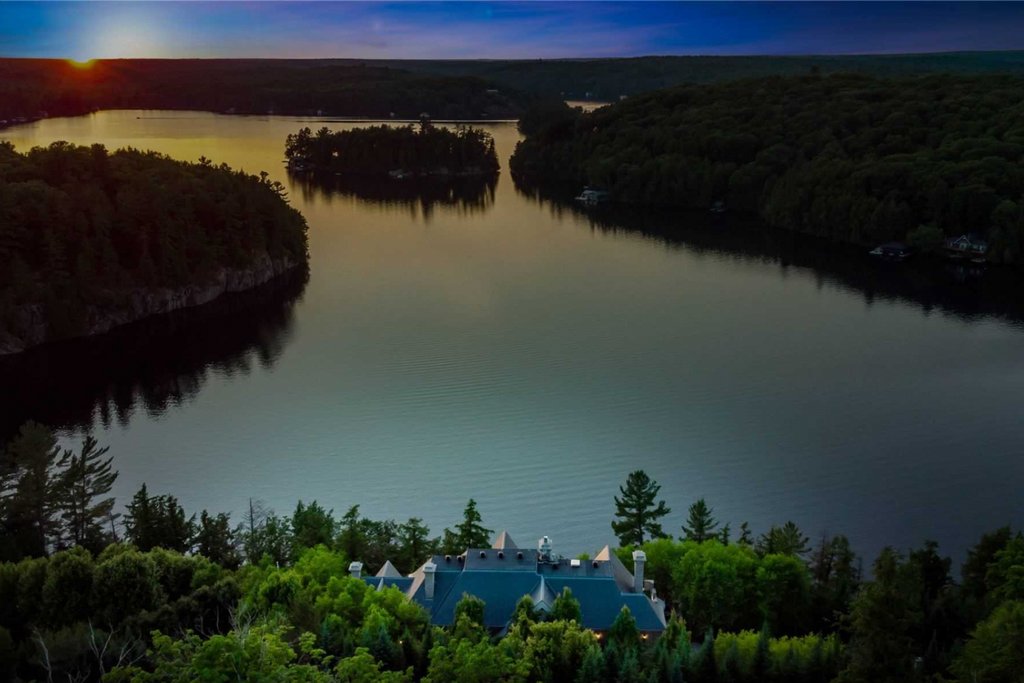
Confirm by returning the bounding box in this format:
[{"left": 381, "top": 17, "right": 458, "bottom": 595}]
[{"left": 0, "top": 254, "right": 298, "bottom": 356}]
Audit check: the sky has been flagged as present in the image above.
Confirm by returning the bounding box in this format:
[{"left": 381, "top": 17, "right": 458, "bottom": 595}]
[{"left": 1, "top": 1, "right": 1024, "bottom": 61}]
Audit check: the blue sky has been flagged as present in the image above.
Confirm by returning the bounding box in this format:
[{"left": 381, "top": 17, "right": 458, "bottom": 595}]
[{"left": 1, "top": 2, "right": 1023, "bottom": 60}]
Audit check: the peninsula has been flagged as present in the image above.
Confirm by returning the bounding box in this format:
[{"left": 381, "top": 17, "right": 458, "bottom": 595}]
[
  {"left": 0, "top": 142, "right": 308, "bottom": 354},
  {"left": 510, "top": 73, "right": 1024, "bottom": 266}
]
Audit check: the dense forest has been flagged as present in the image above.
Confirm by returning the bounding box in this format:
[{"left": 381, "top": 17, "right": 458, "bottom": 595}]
[
  {"left": 0, "top": 428, "right": 1020, "bottom": 682},
  {"left": 285, "top": 124, "right": 500, "bottom": 177},
  {"left": 0, "top": 142, "right": 308, "bottom": 353},
  {"left": 4, "top": 54, "right": 1024, "bottom": 126},
  {"left": 359, "top": 51, "right": 1024, "bottom": 101},
  {"left": 0, "top": 59, "right": 533, "bottom": 124},
  {"left": 510, "top": 73, "right": 1024, "bottom": 265}
]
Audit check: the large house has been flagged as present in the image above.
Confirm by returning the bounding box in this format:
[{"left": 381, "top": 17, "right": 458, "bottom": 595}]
[{"left": 350, "top": 532, "right": 667, "bottom": 635}]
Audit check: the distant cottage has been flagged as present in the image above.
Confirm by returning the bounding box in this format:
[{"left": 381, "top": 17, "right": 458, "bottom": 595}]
[{"left": 350, "top": 531, "right": 667, "bottom": 635}]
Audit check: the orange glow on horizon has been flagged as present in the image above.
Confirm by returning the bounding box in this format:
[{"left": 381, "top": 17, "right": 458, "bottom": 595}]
[{"left": 67, "top": 58, "right": 96, "bottom": 70}]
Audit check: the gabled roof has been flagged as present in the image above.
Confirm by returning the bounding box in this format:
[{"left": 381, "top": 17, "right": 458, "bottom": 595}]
[{"left": 492, "top": 530, "right": 518, "bottom": 550}]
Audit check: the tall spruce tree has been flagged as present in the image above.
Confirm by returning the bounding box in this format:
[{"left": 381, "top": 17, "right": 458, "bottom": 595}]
[
  {"left": 681, "top": 498, "right": 718, "bottom": 543},
  {"left": 611, "top": 470, "right": 671, "bottom": 547},
  {"left": 454, "top": 498, "right": 492, "bottom": 550},
  {"left": 55, "top": 434, "right": 118, "bottom": 552}
]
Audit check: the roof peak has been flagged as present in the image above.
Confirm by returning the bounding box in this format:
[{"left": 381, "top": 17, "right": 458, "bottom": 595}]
[
  {"left": 492, "top": 530, "right": 518, "bottom": 550},
  {"left": 376, "top": 560, "right": 403, "bottom": 578}
]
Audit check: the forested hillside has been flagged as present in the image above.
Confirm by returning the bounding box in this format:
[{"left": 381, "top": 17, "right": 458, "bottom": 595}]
[
  {"left": 0, "top": 59, "right": 534, "bottom": 123},
  {"left": 0, "top": 429, "right": 1021, "bottom": 682},
  {"left": 366, "top": 51, "right": 1024, "bottom": 100},
  {"left": 0, "top": 142, "right": 308, "bottom": 353},
  {"left": 510, "top": 73, "right": 1024, "bottom": 264}
]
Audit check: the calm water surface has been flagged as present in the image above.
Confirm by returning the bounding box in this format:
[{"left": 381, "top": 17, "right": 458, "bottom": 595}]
[{"left": 2, "top": 111, "right": 1022, "bottom": 563}]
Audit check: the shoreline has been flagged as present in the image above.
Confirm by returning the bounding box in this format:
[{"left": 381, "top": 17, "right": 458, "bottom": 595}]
[{"left": 0, "top": 254, "right": 301, "bottom": 356}]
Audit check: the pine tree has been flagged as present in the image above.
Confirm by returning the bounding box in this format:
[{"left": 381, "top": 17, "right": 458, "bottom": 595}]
[
  {"left": 195, "top": 510, "right": 240, "bottom": 569},
  {"left": 758, "top": 521, "right": 810, "bottom": 557},
  {"left": 124, "top": 483, "right": 154, "bottom": 550},
  {"left": 338, "top": 504, "right": 366, "bottom": 561},
  {"left": 682, "top": 498, "right": 718, "bottom": 543},
  {"left": 6, "top": 422, "right": 63, "bottom": 557},
  {"left": 397, "top": 517, "right": 434, "bottom": 572},
  {"left": 454, "top": 498, "right": 492, "bottom": 550},
  {"left": 611, "top": 470, "right": 671, "bottom": 547},
  {"left": 737, "top": 522, "right": 754, "bottom": 547},
  {"left": 55, "top": 434, "right": 117, "bottom": 552}
]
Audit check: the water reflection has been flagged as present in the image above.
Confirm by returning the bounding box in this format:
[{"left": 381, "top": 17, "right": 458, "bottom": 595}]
[
  {"left": 0, "top": 267, "right": 309, "bottom": 443},
  {"left": 290, "top": 171, "right": 497, "bottom": 221},
  {"left": 517, "top": 185, "right": 1024, "bottom": 327}
]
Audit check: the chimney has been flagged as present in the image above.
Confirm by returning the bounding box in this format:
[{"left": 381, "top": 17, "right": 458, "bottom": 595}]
[
  {"left": 423, "top": 561, "right": 437, "bottom": 600},
  {"left": 348, "top": 561, "right": 363, "bottom": 579},
  {"left": 632, "top": 550, "right": 646, "bottom": 594}
]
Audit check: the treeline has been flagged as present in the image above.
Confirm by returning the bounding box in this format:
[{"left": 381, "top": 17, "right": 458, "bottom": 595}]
[
  {"left": 362, "top": 52, "right": 1024, "bottom": 101},
  {"left": 609, "top": 470, "right": 1023, "bottom": 683},
  {"left": 0, "top": 59, "right": 534, "bottom": 123},
  {"left": 0, "top": 142, "right": 307, "bottom": 350},
  {"left": 510, "top": 73, "right": 1024, "bottom": 265},
  {"left": 285, "top": 125, "right": 500, "bottom": 177},
  {"left": 1, "top": 431, "right": 1021, "bottom": 681}
]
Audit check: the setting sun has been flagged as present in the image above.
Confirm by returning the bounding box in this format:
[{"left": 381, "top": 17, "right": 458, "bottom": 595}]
[{"left": 67, "top": 58, "right": 95, "bottom": 70}]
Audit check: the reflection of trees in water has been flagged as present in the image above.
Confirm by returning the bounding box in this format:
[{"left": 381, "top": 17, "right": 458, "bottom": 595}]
[
  {"left": 517, "top": 184, "right": 1024, "bottom": 326},
  {"left": 290, "top": 171, "right": 496, "bottom": 222},
  {"left": 0, "top": 267, "right": 309, "bottom": 445}
]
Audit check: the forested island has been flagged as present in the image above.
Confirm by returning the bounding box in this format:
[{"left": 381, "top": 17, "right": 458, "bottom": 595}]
[
  {"left": 510, "top": 73, "right": 1024, "bottom": 265},
  {"left": 0, "top": 59, "right": 533, "bottom": 124},
  {"left": 0, "top": 142, "right": 308, "bottom": 354},
  {"left": 285, "top": 124, "right": 500, "bottom": 178},
  {"left": 0, "top": 426, "right": 1021, "bottom": 682}
]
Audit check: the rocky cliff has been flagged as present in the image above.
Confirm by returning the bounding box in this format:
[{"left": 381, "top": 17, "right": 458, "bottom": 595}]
[{"left": 0, "top": 254, "right": 299, "bottom": 356}]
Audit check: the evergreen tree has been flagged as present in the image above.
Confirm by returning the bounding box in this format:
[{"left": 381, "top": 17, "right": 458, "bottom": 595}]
[
  {"left": 397, "top": 517, "right": 434, "bottom": 573},
  {"left": 6, "top": 422, "right": 63, "bottom": 557},
  {"left": 737, "top": 522, "right": 753, "bottom": 547},
  {"left": 611, "top": 470, "right": 671, "bottom": 546},
  {"left": 454, "top": 499, "right": 492, "bottom": 550},
  {"left": 195, "top": 510, "right": 240, "bottom": 569},
  {"left": 681, "top": 498, "right": 718, "bottom": 543},
  {"left": 338, "top": 504, "right": 366, "bottom": 561},
  {"left": 290, "top": 500, "right": 336, "bottom": 556},
  {"left": 124, "top": 484, "right": 195, "bottom": 552},
  {"left": 551, "top": 587, "right": 582, "bottom": 623},
  {"left": 55, "top": 434, "right": 117, "bottom": 552},
  {"left": 719, "top": 523, "right": 731, "bottom": 546},
  {"left": 609, "top": 606, "right": 640, "bottom": 651},
  {"left": 757, "top": 521, "right": 810, "bottom": 557},
  {"left": 574, "top": 644, "right": 604, "bottom": 683}
]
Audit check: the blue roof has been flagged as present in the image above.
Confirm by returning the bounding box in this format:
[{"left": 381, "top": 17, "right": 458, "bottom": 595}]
[
  {"left": 545, "top": 577, "right": 665, "bottom": 632},
  {"left": 429, "top": 571, "right": 542, "bottom": 629}
]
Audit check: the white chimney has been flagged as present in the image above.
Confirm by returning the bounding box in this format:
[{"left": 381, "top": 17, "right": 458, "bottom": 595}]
[
  {"left": 423, "top": 561, "right": 437, "bottom": 600},
  {"left": 348, "top": 561, "right": 363, "bottom": 579},
  {"left": 632, "top": 550, "right": 646, "bottom": 594}
]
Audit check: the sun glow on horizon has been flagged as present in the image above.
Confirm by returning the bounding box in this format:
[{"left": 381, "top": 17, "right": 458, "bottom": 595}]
[{"left": 67, "top": 58, "right": 96, "bottom": 70}]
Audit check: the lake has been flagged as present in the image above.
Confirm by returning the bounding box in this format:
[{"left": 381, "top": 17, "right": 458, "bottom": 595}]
[{"left": 2, "top": 111, "right": 1022, "bottom": 564}]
